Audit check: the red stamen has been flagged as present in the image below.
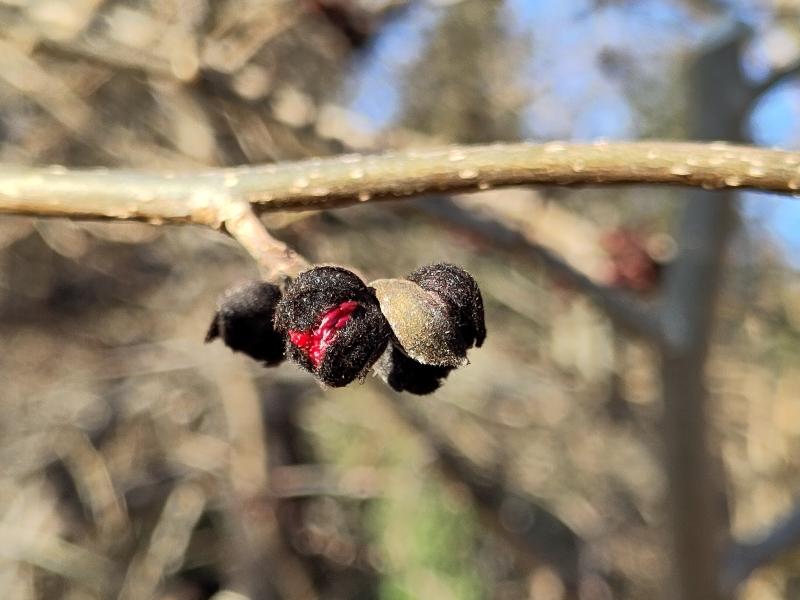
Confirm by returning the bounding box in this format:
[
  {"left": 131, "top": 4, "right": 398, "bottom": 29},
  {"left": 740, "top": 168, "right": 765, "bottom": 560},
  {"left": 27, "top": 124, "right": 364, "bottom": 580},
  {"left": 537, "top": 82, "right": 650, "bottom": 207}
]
[{"left": 288, "top": 301, "right": 359, "bottom": 368}]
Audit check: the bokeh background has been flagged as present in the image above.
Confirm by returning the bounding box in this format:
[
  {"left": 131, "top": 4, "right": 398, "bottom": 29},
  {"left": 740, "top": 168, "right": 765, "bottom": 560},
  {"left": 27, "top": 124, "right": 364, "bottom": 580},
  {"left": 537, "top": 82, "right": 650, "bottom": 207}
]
[{"left": 1, "top": 0, "right": 800, "bottom": 598}]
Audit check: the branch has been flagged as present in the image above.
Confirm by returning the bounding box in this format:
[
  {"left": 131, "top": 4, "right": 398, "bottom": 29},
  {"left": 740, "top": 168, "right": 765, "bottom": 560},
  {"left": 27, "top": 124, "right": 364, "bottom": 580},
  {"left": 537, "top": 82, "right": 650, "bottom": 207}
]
[
  {"left": 658, "top": 30, "right": 740, "bottom": 600},
  {"left": 117, "top": 482, "right": 207, "bottom": 600},
  {"left": 748, "top": 59, "right": 800, "bottom": 106},
  {"left": 414, "top": 197, "right": 663, "bottom": 342},
  {"left": 2, "top": 142, "right": 800, "bottom": 224}
]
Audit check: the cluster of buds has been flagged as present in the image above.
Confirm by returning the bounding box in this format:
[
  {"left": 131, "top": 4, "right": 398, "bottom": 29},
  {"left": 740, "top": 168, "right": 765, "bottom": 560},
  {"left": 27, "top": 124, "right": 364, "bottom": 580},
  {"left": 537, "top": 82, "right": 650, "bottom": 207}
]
[{"left": 206, "top": 263, "right": 485, "bottom": 394}]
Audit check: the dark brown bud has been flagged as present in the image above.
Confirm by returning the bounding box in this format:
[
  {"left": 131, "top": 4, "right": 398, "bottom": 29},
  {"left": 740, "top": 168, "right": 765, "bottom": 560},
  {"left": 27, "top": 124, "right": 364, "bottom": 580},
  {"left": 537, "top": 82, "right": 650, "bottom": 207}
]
[
  {"left": 374, "top": 345, "right": 454, "bottom": 395},
  {"left": 407, "top": 263, "right": 486, "bottom": 351},
  {"left": 371, "top": 263, "right": 486, "bottom": 368},
  {"left": 206, "top": 264, "right": 485, "bottom": 395},
  {"left": 205, "top": 280, "right": 286, "bottom": 366},
  {"left": 370, "top": 263, "right": 485, "bottom": 395},
  {"left": 274, "top": 266, "right": 390, "bottom": 387}
]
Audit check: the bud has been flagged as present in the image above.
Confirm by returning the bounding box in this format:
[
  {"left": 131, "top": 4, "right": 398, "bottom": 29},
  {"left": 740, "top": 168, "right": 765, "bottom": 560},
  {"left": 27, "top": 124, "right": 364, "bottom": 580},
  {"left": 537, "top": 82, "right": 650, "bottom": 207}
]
[
  {"left": 371, "top": 263, "right": 485, "bottom": 395},
  {"left": 205, "top": 280, "right": 286, "bottom": 365},
  {"left": 407, "top": 263, "right": 486, "bottom": 349},
  {"left": 374, "top": 345, "right": 454, "bottom": 395},
  {"left": 371, "top": 263, "right": 486, "bottom": 367},
  {"left": 274, "top": 266, "right": 390, "bottom": 387}
]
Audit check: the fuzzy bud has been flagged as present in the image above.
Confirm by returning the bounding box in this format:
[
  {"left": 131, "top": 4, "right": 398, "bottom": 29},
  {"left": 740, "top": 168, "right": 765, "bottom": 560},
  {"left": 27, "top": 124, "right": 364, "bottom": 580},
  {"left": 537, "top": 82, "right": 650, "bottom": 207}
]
[
  {"left": 407, "top": 263, "right": 486, "bottom": 351},
  {"left": 274, "top": 266, "right": 390, "bottom": 387},
  {"left": 205, "top": 280, "right": 286, "bottom": 366},
  {"left": 374, "top": 345, "right": 454, "bottom": 395},
  {"left": 371, "top": 263, "right": 485, "bottom": 395},
  {"left": 371, "top": 263, "right": 485, "bottom": 368}
]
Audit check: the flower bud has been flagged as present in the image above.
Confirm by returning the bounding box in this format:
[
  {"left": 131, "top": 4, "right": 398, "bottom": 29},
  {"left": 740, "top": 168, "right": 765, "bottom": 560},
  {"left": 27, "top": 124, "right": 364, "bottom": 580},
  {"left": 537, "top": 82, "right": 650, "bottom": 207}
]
[
  {"left": 274, "top": 266, "right": 390, "bottom": 387},
  {"left": 205, "top": 280, "right": 286, "bottom": 366},
  {"left": 407, "top": 263, "right": 486, "bottom": 351},
  {"left": 374, "top": 345, "right": 454, "bottom": 395},
  {"left": 371, "top": 263, "right": 485, "bottom": 368}
]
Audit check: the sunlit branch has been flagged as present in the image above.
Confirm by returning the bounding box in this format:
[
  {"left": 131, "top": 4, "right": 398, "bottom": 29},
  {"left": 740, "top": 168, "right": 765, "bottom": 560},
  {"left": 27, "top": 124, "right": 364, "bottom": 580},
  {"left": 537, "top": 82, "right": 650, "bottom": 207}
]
[
  {"left": 1, "top": 142, "right": 800, "bottom": 226},
  {"left": 221, "top": 201, "right": 310, "bottom": 280}
]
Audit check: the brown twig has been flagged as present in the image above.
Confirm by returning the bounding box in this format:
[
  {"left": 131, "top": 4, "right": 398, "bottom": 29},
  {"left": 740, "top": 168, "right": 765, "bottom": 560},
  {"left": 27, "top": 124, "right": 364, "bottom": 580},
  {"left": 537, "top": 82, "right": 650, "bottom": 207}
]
[
  {"left": 2, "top": 140, "right": 795, "bottom": 321},
  {"left": 221, "top": 201, "right": 310, "bottom": 280},
  {"left": 117, "top": 482, "right": 207, "bottom": 600},
  {"left": 747, "top": 59, "right": 800, "bottom": 106}
]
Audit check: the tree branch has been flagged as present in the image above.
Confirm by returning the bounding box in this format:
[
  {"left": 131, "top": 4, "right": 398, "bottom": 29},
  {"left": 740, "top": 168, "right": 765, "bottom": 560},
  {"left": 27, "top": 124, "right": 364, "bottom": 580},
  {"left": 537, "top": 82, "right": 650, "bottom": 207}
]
[
  {"left": 658, "top": 29, "right": 741, "bottom": 600},
  {"left": 414, "top": 197, "right": 664, "bottom": 342},
  {"left": 1, "top": 142, "right": 800, "bottom": 225},
  {"left": 747, "top": 59, "right": 800, "bottom": 106}
]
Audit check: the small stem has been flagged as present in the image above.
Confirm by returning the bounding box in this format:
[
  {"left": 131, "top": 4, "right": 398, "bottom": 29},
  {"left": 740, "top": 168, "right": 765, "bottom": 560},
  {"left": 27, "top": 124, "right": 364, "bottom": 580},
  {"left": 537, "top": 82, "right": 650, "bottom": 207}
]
[{"left": 222, "top": 201, "right": 309, "bottom": 280}]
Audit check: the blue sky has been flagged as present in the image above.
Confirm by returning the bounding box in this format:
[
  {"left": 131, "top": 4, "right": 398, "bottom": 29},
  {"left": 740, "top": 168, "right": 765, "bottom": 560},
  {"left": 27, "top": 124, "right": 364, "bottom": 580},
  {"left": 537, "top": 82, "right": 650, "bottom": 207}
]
[{"left": 345, "top": 0, "right": 800, "bottom": 265}]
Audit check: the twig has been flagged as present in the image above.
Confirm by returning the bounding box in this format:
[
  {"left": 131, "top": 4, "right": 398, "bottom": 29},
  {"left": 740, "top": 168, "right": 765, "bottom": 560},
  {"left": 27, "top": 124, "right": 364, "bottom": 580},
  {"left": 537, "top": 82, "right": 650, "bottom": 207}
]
[
  {"left": 3, "top": 140, "right": 796, "bottom": 298},
  {"left": 270, "top": 464, "right": 382, "bottom": 499},
  {"left": 54, "top": 428, "right": 129, "bottom": 543},
  {"left": 221, "top": 200, "right": 310, "bottom": 280},
  {"left": 206, "top": 356, "right": 282, "bottom": 600},
  {"left": 721, "top": 503, "right": 800, "bottom": 594},
  {"left": 117, "top": 482, "right": 207, "bottom": 600},
  {"left": 659, "top": 190, "right": 733, "bottom": 600},
  {"left": 747, "top": 59, "right": 800, "bottom": 106},
  {"left": 1, "top": 142, "right": 800, "bottom": 225},
  {"left": 206, "top": 354, "right": 317, "bottom": 600},
  {"left": 0, "top": 525, "right": 116, "bottom": 595}
]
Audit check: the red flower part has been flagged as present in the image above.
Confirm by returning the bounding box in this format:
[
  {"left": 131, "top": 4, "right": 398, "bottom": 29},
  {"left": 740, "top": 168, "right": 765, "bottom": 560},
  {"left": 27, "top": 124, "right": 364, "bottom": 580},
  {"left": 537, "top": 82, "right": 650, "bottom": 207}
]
[{"left": 288, "top": 300, "right": 359, "bottom": 368}]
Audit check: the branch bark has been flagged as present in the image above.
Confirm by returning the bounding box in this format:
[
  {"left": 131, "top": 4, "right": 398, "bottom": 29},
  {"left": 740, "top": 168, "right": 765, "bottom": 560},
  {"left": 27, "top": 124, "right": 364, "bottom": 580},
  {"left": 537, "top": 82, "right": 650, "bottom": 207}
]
[
  {"left": 1, "top": 141, "right": 800, "bottom": 224},
  {"left": 222, "top": 201, "right": 309, "bottom": 280}
]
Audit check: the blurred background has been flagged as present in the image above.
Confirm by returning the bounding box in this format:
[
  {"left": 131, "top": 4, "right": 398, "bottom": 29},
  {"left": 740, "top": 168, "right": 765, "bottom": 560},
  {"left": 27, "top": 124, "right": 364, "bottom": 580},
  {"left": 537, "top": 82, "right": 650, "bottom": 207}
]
[{"left": 1, "top": 0, "right": 800, "bottom": 598}]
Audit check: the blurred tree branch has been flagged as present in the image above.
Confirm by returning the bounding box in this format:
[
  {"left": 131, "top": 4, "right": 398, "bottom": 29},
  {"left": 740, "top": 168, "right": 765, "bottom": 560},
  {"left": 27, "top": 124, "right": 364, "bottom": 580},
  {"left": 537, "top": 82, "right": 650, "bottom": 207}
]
[
  {"left": 658, "top": 26, "right": 743, "bottom": 600},
  {"left": 747, "top": 59, "right": 800, "bottom": 106},
  {"left": 414, "top": 197, "right": 663, "bottom": 342}
]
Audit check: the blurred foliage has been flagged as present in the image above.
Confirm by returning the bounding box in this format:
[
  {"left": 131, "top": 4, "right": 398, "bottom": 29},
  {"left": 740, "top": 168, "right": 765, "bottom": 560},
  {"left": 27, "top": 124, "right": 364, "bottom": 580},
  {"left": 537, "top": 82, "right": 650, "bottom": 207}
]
[{"left": 2, "top": 1, "right": 800, "bottom": 599}]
